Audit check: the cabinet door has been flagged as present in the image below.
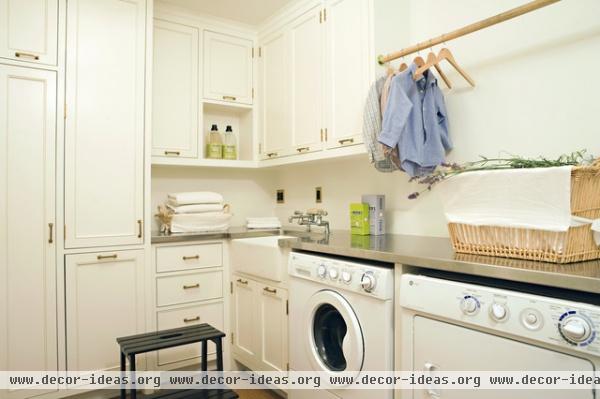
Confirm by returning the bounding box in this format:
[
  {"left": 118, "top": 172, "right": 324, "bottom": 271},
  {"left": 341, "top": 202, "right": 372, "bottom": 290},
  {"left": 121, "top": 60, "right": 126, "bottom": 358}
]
[
  {"left": 259, "top": 31, "right": 291, "bottom": 160},
  {"left": 64, "top": 0, "right": 146, "bottom": 248},
  {"left": 203, "top": 30, "right": 253, "bottom": 105},
  {"left": 0, "top": 65, "right": 57, "bottom": 398},
  {"left": 153, "top": 19, "right": 199, "bottom": 158},
  {"left": 325, "top": 0, "right": 370, "bottom": 148},
  {"left": 258, "top": 285, "right": 288, "bottom": 372},
  {"left": 290, "top": 5, "right": 325, "bottom": 154},
  {"left": 0, "top": 0, "right": 58, "bottom": 65},
  {"left": 66, "top": 250, "right": 145, "bottom": 373},
  {"left": 231, "top": 275, "right": 259, "bottom": 359}
]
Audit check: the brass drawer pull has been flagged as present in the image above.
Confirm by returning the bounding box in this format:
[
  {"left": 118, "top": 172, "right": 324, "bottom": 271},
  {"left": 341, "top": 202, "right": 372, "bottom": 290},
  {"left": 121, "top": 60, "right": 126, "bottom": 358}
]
[
  {"left": 263, "top": 287, "right": 277, "bottom": 294},
  {"left": 266, "top": 152, "right": 278, "bottom": 158},
  {"left": 338, "top": 138, "right": 354, "bottom": 145},
  {"left": 137, "top": 219, "right": 143, "bottom": 238},
  {"left": 236, "top": 278, "right": 248, "bottom": 285},
  {"left": 182, "top": 255, "right": 200, "bottom": 261},
  {"left": 296, "top": 147, "right": 310, "bottom": 153},
  {"left": 183, "top": 283, "right": 200, "bottom": 289},
  {"left": 97, "top": 254, "right": 117, "bottom": 260},
  {"left": 48, "top": 223, "right": 54, "bottom": 244},
  {"left": 15, "top": 52, "right": 39, "bottom": 60},
  {"left": 222, "top": 95, "right": 237, "bottom": 101},
  {"left": 183, "top": 316, "right": 200, "bottom": 323},
  {"left": 164, "top": 150, "right": 180, "bottom": 156}
]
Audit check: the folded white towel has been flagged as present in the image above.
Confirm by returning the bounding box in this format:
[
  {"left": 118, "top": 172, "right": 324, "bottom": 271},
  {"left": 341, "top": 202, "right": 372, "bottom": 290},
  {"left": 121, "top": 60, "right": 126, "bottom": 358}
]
[
  {"left": 439, "top": 166, "right": 573, "bottom": 232},
  {"left": 246, "top": 217, "right": 282, "bottom": 229},
  {"left": 167, "top": 203, "right": 224, "bottom": 214},
  {"left": 167, "top": 192, "right": 223, "bottom": 206},
  {"left": 170, "top": 212, "right": 232, "bottom": 233},
  {"left": 247, "top": 222, "right": 282, "bottom": 229}
]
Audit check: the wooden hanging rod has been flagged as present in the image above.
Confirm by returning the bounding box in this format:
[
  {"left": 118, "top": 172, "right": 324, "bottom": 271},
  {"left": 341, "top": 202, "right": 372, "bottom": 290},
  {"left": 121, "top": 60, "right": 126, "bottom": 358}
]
[{"left": 377, "top": 0, "right": 561, "bottom": 65}]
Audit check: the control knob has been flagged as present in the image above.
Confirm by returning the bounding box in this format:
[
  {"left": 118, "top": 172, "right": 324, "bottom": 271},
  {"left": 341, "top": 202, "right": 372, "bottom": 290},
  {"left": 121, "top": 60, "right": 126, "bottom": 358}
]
[
  {"left": 316, "top": 264, "right": 327, "bottom": 279},
  {"left": 360, "top": 272, "right": 376, "bottom": 292},
  {"left": 460, "top": 296, "right": 480, "bottom": 315},
  {"left": 490, "top": 303, "right": 508, "bottom": 322},
  {"left": 559, "top": 315, "right": 593, "bottom": 344},
  {"left": 341, "top": 270, "right": 352, "bottom": 284},
  {"left": 329, "top": 268, "right": 339, "bottom": 280}
]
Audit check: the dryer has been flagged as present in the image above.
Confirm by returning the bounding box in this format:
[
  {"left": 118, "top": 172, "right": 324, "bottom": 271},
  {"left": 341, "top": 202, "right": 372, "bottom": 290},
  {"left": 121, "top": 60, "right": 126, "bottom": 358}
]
[
  {"left": 398, "top": 273, "right": 599, "bottom": 399},
  {"left": 288, "top": 252, "right": 394, "bottom": 399}
]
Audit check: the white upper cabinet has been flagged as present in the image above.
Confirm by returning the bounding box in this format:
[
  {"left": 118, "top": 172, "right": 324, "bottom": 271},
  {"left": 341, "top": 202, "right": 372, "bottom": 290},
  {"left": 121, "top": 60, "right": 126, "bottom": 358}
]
[
  {"left": 203, "top": 30, "right": 253, "bottom": 105},
  {"left": 64, "top": 0, "right": 146, "bottom": 249},
  {"left": 259, "top": 31, "right": 291, "bottom": 159},
  {"left": 0, "top": 65, "right": 58, "bottom": 399},
  {"left": 153, "top": 19, "right": 199, "bottom": 158},
  {"left": 325, "top": 0, "right": 370, "bottom": 148},
  {"left": 289, "top": 5, "right": 325, "bottom": 155},
  {"left": 0, "top": 0, "right": 59, "bottom": 65}
]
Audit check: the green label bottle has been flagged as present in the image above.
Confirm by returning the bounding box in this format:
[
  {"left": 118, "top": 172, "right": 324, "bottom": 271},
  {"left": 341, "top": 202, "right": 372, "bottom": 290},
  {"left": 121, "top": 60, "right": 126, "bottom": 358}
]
[
  {"left": 223, "top": 125, "right": 237, "bottom": 160},
  {"left": 206, "top": 124, "right": 223, "bottom": 159}
]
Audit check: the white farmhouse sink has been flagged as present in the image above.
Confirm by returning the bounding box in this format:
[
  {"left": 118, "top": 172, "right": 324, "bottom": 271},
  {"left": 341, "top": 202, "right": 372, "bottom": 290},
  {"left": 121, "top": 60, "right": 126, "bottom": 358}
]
[{"left": 230, "top": 235, "right": 294, "bottom": 282}]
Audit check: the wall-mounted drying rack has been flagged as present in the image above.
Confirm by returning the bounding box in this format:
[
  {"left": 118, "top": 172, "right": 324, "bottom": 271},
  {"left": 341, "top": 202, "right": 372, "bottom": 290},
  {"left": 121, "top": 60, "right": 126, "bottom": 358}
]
[{"left": 377, "top": 0, "right": 562, "bottom": 65}]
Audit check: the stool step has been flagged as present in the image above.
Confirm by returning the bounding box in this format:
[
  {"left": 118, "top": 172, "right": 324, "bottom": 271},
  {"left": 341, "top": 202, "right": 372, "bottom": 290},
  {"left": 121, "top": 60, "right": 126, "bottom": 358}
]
[{"left": 118, "top": 324, "right": 225, "bottom": 356}]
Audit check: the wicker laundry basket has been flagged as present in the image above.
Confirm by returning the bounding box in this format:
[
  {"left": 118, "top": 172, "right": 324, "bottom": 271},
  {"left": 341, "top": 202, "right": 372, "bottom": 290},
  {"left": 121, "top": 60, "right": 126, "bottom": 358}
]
[{"left": 448, "top": 159, "right": 600, "bottom": 263}]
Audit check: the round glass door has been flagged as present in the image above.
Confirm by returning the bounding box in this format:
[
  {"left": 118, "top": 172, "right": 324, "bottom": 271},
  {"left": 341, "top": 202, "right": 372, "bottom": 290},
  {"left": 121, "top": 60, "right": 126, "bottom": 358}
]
[{"left": 304, "top": 290, "right": 364, "bottom": 376}]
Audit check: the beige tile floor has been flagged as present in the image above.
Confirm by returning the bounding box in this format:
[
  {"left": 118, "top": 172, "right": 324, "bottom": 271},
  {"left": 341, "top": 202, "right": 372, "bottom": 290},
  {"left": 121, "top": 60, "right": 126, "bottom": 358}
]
[{"left": 235, "top": 389, "right": 283, "bottom": 399}]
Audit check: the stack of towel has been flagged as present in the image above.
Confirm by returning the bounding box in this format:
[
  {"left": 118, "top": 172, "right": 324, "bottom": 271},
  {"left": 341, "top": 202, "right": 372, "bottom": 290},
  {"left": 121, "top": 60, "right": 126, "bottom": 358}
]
[
  {"left": 167, "top": 192, "right": 232, "bottom": 233},
  {"left": 246, "top": 216, "right": 282, "bottom": 229}
]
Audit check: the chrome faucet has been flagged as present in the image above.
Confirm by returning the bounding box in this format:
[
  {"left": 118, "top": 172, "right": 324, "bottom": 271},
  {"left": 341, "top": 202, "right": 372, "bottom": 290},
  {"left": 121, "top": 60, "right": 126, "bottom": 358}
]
[{"left": 289, "top": 209, "right": 330, "bottom": 235}]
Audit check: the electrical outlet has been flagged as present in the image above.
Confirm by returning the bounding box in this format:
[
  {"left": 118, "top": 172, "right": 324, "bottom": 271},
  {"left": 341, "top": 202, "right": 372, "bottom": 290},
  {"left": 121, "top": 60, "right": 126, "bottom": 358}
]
[
  {"left": 277, "top": 189, "right": 285, "bottom": 204},
  {"left": 315, "top": 187, "right": 322, "bottom": 203}
]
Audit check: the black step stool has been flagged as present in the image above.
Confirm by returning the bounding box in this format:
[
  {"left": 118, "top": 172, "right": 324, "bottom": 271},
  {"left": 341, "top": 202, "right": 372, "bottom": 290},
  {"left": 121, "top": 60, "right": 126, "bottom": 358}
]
[{"left": 117, "top": 323, "right": 237, "bottom": 399}]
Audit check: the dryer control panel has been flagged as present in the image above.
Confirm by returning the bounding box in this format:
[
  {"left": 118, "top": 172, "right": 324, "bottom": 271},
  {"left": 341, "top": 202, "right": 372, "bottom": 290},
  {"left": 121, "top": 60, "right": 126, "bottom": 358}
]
[
  {"left": 400, "top": 274, "right": 600, "bottom": 356},
  {"left": 289, "top": 252, "right": 394, "bottom": 300}
]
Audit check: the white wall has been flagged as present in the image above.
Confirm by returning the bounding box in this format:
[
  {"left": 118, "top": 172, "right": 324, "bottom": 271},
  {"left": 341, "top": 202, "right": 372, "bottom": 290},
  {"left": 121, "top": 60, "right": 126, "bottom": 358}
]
[
  {"left": 151, "top": 165, "right": 277, "bottom": 231},
  {"left": 274, "top": 0, "right": 600, "bottom": 236}
]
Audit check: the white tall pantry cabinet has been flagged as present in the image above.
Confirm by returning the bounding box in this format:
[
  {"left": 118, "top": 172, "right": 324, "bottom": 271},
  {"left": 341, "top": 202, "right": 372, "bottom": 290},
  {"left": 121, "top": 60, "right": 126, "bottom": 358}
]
[
  {"left": 1, "top": 0, "right": 150, "bottom": 398},
  {"left": 0, "top": 65, "right": 58, "bottom": 398}
]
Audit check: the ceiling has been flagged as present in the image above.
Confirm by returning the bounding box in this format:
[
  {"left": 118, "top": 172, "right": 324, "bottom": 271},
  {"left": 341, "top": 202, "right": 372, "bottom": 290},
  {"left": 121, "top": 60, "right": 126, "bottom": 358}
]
[{"left": 159, "top": 0, "right": 294, "bottom": 26}]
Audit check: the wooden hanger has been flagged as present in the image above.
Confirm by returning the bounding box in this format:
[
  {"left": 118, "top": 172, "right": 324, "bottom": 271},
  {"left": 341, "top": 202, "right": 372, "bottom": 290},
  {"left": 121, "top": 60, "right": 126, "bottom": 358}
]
[
  {"left": 413, "top": 50, "right": 452, "bottom": 89},
  {"left": 385, "top": 63, "right": 395, "bottom": 77},
  {"left": 413, "top": 55, "right": 425, "bottom": 67},
  {"left": 437, "top": 47, "right": 475, "bottom": 87},
  {"left": 398, "top": 60, "right": 408, "bottom": 72}
]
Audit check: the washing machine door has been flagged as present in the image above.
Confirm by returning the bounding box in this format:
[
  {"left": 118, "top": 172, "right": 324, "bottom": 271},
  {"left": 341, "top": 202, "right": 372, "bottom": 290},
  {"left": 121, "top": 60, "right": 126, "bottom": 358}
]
[{"left": 304, "top": 289, "right": 364, "bottom": 377}]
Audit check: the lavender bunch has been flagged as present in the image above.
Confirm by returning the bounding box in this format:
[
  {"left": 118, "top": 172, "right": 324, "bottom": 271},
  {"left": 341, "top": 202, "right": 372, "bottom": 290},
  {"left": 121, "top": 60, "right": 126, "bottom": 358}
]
[{"left": 408, "top": 150, "right": 593, "bottom": 200}]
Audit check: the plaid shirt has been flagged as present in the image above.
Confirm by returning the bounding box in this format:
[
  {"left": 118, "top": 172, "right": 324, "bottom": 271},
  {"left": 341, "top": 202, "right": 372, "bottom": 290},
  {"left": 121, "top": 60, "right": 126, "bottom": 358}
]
[{"left": 362, "top": 76, "right": 399, "bottom": 173}]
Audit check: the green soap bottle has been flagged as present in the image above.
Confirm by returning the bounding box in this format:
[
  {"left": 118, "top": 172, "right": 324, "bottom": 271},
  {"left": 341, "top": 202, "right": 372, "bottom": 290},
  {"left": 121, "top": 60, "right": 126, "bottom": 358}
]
[
  {"left": 350, "top": 203, "right": 370, "bottom": 235},
  {"left": 223, "top": 125, "right": 237, "bottom": 160},
  {"left": 206, "top": 124, "right": 223, "bottom": 159}
]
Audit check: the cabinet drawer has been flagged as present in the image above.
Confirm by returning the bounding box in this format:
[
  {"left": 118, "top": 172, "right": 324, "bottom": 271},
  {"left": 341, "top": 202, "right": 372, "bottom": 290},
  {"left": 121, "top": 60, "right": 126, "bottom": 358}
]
[
  {"left": 156, "top": 243, "right": 222, "bottom": 273},
  {"left": 157, "top": 270, "right": 223, "bottom": 307},
  {"left": 156, "top": 302, "right": 224, "bottom": 366}
]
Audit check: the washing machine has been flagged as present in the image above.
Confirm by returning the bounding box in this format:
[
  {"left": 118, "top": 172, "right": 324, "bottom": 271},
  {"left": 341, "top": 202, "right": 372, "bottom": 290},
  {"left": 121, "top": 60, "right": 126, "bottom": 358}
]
[
  {"left": 398, "top": 272, "right": 600, "bottom": 399},
  {"left": 288, "top": 251, "right": 394, "bottom": 399}
]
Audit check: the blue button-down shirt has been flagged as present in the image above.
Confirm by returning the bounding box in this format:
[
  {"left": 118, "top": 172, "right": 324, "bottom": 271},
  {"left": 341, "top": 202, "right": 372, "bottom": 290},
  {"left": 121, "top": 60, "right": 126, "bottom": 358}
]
[{"left": 378, "top": 62, "right": 452, "bottom": 177}]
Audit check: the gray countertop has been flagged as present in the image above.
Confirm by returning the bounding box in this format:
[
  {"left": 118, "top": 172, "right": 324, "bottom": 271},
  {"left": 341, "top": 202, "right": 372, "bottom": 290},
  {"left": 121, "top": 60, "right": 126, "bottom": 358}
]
[
  {"left": 279, "top": 231, "right": 600, "bottom": 295},
  {"left": 152, "top": 228, "right": 600, "bottom": 295},
  {"left": 151, "top": 226, "right": 282, "bottom": 243}
]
